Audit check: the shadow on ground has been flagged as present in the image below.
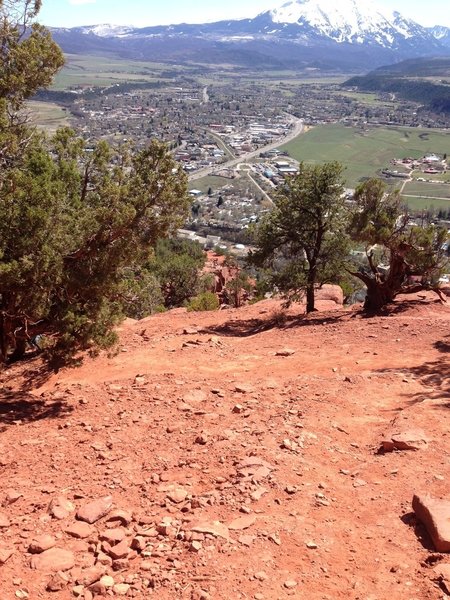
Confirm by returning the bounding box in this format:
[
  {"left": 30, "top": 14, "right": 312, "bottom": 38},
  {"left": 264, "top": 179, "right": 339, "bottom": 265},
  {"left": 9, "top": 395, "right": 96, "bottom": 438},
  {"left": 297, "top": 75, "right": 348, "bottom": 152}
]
[
  {"left": 0, "top": 389, "right": 73, "bottom": 427},
  {"left": 201, "top": 310, "right": 349, "bottom": 338}
]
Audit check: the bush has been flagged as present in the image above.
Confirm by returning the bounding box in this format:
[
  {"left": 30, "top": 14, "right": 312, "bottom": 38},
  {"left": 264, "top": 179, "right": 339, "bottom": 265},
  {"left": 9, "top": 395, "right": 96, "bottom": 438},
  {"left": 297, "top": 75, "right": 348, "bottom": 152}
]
[{"left": 186, "top": 292, "right": 220, "bottom": 312}]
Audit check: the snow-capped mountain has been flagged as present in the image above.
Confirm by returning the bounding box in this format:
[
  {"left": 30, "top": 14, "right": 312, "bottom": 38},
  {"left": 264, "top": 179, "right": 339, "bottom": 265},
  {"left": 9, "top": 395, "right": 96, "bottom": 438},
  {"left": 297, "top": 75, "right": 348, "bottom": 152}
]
[
  {"left": 428, "top": 25, "right": 450, "bottom": 49},
  {"left": 49, "top": 0, "right": 449, "bottom": 73},
  {"left": 266, "top": 0, "right": 429, "bottom": 47}
]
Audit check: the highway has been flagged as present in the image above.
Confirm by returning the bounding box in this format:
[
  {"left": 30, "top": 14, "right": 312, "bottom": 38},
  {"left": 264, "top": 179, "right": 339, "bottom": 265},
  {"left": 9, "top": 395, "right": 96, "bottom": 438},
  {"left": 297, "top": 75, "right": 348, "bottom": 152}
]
[{"left": 188, "top": 116, "right": 304, "bottom": 182}]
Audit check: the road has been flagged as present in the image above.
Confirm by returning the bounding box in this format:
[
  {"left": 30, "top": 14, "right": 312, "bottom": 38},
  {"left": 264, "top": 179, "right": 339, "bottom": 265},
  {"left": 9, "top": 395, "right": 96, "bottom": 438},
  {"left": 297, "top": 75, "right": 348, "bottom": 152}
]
[{"left": 188, "top": 116, "right": 304, "bottom": 182}]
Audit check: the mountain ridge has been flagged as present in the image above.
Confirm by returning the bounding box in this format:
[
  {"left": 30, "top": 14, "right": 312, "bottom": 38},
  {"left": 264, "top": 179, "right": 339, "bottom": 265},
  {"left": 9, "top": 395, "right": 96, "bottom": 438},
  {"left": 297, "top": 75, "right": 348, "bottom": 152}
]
[{"left": 49, "top": 0, "right": 450, "bottom": 72}]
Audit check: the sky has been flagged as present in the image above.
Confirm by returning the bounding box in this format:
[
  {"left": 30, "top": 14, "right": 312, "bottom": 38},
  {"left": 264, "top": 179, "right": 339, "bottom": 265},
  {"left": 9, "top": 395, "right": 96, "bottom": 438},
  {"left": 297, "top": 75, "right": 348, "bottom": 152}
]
[{"left": 38, "top": 0, "right": 450, "bottom": 29}]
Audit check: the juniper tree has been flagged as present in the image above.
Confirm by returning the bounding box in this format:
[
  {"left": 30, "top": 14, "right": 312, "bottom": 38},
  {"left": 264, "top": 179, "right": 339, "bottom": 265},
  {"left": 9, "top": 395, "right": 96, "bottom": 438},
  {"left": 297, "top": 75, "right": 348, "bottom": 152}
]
[{"left": 249, "top": 162, "right": 350, "bottom": 313}]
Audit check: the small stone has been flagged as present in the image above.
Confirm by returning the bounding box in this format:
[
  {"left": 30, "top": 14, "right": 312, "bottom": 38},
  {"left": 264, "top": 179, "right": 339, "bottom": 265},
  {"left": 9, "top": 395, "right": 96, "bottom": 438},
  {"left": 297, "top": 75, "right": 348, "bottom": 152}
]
[
  {"left": 413, "top": 494, "right": 450, "bottom": 552},
  {"left": 232, "top": 404, "right": 245, "bottom": 414},
  {"left": 99, "top": 575, "right": 115, "bottom": 588},
  {"left": 306, "top": 541, "right": 318, "bottom": 549},
  {"left": 105, "top": 509, "right": 133, "bottom": 526},
  {"left": 254, "top": 571, "right": 268, "bottom": 581},
  {"left": 4, "top": 489, "right": 23, "bottom": 505},
  {"left": 275, "top": 349, "right": 295, "bottom": 357},
  {"left": 113, "top": 583, "right": 130, "bottom": 596},
  {"left": 47, "top": 571, "right": 71, "bottom": 592},
  {"left": 167, "top": 488, "right": 188, "bottom": 504},
  {"left": 284, "top": 580, "right": 297, "bottom": 589},
  {"left": 0, "top": 512, "right": 10, "bottom": 528},
  {"left": 190, "top": 540, "right": 203, "bottom": 552},
  {"left": 65, "top": 522, "right": 94, "bottom": 539},
  {"left": 0, "top": 544, "right": 14, "bottom": 565},
  {"left": 30, "top": 548, "right": 75, "bottom": 572},
  {"left": 234, "top": 383, "right": 254, "bottom": 394},
  {"left": 29, "top": 534, "right": 57, "bottom": 554},
  {"left": 353, "top": 479, "right": 367, "bottom": 488},
  {"left": 285, "top": 486, "right": 297, "bottom": 495},
  {"left": 76, "top": 565, "right": 105, "bottom": 586},
  {"left": 99, "top": 527, "right": 126, "bottom": 544},
  {"left": 15, "top": 591, "right": 28, "bottom": 599},
  {"left": 72, "top": 585, "right": 85, "bottom": 597},
  {"left": 48, "top": 496, "right": 75, "bottom": 520},
  {"left": 76, "top": 496, "right": 113, "bottom": 524},
  {"left": 195, "top": 434, "right": 208, "bottom": 445},
  {"left": 107, "top": 539, "right": 130, "bottom": 560}
]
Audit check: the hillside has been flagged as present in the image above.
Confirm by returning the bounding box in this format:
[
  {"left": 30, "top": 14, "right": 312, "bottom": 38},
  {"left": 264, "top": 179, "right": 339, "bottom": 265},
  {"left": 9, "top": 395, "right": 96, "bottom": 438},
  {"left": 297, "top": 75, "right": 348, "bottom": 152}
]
[
  {"left": 0, "top": 292, "right": 450, "bottom": 598},
  {"left": 344, "top": 57, "right": 450, "bottom": 114}
]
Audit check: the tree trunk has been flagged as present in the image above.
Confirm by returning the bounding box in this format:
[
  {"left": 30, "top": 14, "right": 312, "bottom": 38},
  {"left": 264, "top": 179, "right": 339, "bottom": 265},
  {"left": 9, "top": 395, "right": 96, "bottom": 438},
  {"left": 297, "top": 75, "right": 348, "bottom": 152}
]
[
  {"left": 306, "top": 283, "right": 315, "bottom": 313},
  {"left": 0, "top": 313, "right": 8, "bottom": 364}
]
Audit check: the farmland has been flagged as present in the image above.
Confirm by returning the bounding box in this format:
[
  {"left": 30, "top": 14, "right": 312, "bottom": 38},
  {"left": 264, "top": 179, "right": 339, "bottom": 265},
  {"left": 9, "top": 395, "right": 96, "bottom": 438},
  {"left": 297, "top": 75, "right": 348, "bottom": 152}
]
[{"left": 279, "top": 124, "right": 450, "bottom": 188}]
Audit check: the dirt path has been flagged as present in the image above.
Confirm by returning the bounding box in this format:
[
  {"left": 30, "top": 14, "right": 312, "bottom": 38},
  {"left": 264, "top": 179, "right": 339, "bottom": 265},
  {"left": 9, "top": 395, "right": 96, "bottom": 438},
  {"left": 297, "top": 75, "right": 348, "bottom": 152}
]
[{"left": 0, "top": 294, "right": 449, "bottom": 599}]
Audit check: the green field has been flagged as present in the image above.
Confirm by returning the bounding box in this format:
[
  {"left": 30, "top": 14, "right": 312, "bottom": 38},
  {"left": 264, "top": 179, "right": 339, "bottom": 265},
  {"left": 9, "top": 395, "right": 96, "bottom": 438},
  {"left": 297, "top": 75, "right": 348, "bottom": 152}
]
[
  {"left": 403, "top": 196, "right": 450, "bottom": 211},
  {"left": 188, "top": 176, "right": 232, "bottom": 194},
  {"left": 27, "top": 101, "right": 71, "bottom": 132},
  {"left": 403, "top": 181, "right": 450, "bottom": 197},
  {"left": 52, "top": 54, "right": 182, "bottom": 90},
  {"left": 279, "top": 124, "right": 450, "bottom": 188}
]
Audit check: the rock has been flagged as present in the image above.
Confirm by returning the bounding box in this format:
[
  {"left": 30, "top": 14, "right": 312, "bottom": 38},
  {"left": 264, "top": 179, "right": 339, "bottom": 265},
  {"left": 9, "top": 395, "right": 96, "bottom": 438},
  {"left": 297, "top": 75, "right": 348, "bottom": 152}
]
[
  {"left": 4, "top": 489, "right": 23, "bottom": 505},
  {"left": 113, "top": 583, "right": 131, "bottom": 595},
  {"left": 99, "top": 575, "right": 115, "bottom": 588},
  {"left": 15, "top": 591, "right": 28, "bottom": 599},
  {"left": 195, "top": 434, "right": 208, "bottom": 445},
  {"left": 105, "top": 510, "right": 133, "bottom": 527},
  {"left": 76, "top": 496, "right": 113, "bottom": 524},
  {"left": 382, "top": 429, "right": 430, "bottom": 452},
  {"left": 72, "top": 586, "right": 85, "bottom": 597},
  {"left": 306, "top": 541, "right": 318, "bottom": 549},
  {"left": 284, "top": 580, "right": 298, "bottom": 589},
  {"left": 76, "top": 565, "right": 106, "bottom": 586},
  {"left": 190, "top": 541, "right": 202, "bottom": 552},
  {"left": 28, "top": 534, "right": 57, "bottom": 554},
  {"left": 275, "top": 349, "right": 296, "bottom": 357},
  {"left": 191, "top": 521, "right": 230, "bottom": 541},
  {"left": 0, "top": 512, "right": 10, "bottom": 528},
  {"left": 65, "top": 521, "right": 94, "bottom": 539},
  {"left": 107, "top": 539, "right": 130, "bottom": 560},
  {"left": 234, "top": 383, "right": 254, "bottom": 394},
  {"left": 167, "top": 488, "right": 188, "bottom": 504},
  {"left": 254, "top": 571, "right": 268, "bottom": 581},
  {"left": 433, "top": 563, "right": 450, "bottom": 594},
  {"left": 30, "top": 548, "right": 75, "bottom": 572},
  {"left": 48, "top": 496, "right": 75, "bottom": 520},
  {"left": 100, "top": 528, "right": 126, "bottom": 545},
  {"left": 46, "top": 571, "right": 71, "bottom": 592},
  {"left": 228, "top": 515, "right": 257, "bottom": 531},
  {"left": 0, "top": 544, "right": 14, "bottom": 565},
  {"left": 413, "top": 494, "right": 450, "bottom": 552}
]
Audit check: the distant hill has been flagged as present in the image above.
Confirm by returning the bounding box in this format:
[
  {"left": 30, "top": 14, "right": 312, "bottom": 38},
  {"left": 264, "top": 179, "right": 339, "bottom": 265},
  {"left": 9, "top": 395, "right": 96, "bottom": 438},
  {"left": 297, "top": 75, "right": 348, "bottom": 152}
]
[{"left": 343, "top": 57, "right": 450, "bottom": 114}]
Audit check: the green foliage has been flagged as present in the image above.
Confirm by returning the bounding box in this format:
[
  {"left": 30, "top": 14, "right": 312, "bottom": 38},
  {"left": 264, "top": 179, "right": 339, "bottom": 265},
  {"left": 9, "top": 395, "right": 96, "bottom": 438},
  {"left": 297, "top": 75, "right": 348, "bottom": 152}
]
[
  {"left": 148, "top": 238, "right": 206, "bottom": 308},
  {"left": 186, "top": 291, "right": 219, "bottom": 312},
  {"left": 120, "top": 269, "right": 165, "bottom": 320},
  {"left": 349, "top": 178, "right": 448, "bottom": 310},
  {"left": 225, "top": 271, "right": 253, "bottom": 308},
  {"left": 249, "top": 162, "right": 350, "bottom": 312}
]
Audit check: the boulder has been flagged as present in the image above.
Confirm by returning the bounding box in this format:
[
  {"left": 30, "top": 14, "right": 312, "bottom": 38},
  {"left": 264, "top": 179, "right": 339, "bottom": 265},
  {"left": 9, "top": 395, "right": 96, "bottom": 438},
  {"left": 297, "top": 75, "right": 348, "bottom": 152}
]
[{"left": 412, "top": 494, "right": 450, "bottom": 552}]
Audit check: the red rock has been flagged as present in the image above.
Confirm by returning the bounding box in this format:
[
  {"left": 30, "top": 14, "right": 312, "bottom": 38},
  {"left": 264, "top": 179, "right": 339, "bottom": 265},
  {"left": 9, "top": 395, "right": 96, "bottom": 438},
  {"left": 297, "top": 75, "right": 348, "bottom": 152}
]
[
  {"left": 0, "top": 544, "right": 14, "bottom": 565},
  {"left": 76, "top": 496, "right": 113, "bottom": 524},
  {"left": 30, "top": 548, "right": 75, "bottom": 572},
  {"left": 166, "top": 488, "right": 188, "bottom": 503},
  {"left": 0, "top": 512, "right": 10, "bottom": 528},
  {"left": 65, "top": 521, "right": 94, "bottom": 539},
  {"left": 412, "top": 494, "right": 450, "bottom": 552},
  {"left": 105, "top": 509, "right": 133, "bottom": 526},
  {"left": 191, "top": 521, "right": 230, "bottom": 541},
  {"left": 99, "top": 527, "right": 126, "bottom": 544},
  {"left": 76, "top": 565, "right": 105, "bottom": 586},
  {"left": 28, "top": 534, "right": 57, "bottom": 553},
  {"left": 228, "top": 515, "right": 257, "bottom": 530},
  {"left": 382, "top": 429, "right": 430, "bottom": 452},
  {"left": 48, "top": 496, "right": 75, "bottom": 520},
  {"left": 107, "top": 538, "right": 130, "bottom": 560}
]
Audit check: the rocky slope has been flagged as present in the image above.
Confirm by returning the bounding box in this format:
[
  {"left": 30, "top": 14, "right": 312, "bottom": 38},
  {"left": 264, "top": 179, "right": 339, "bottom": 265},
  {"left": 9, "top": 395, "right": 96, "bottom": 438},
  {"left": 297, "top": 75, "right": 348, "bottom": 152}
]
[{"left": 0, "top": 292, "right": 449, "bottom": 599}]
